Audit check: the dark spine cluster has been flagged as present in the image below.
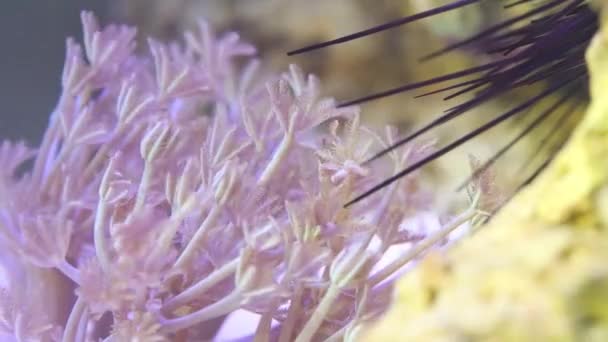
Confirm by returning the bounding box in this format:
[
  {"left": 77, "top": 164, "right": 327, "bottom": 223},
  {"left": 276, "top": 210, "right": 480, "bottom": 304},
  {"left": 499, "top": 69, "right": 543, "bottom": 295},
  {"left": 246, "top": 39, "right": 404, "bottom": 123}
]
[{"left": 289, "top": 0, "right": 596, "bottom": 207}]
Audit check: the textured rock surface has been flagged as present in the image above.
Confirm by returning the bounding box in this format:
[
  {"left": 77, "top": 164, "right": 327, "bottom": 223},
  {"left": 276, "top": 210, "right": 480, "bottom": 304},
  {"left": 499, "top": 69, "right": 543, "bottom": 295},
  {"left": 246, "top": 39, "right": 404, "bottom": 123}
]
[{"left": 363, "top": 6, "right": 608, "bottom": 342}]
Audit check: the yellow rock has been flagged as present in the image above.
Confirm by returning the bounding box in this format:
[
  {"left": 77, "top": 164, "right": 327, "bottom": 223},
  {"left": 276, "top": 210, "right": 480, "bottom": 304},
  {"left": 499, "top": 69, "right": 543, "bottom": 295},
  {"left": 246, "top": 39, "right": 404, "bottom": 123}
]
[{"left": 362, "top": 5, "right": 608, "bottom": 342}]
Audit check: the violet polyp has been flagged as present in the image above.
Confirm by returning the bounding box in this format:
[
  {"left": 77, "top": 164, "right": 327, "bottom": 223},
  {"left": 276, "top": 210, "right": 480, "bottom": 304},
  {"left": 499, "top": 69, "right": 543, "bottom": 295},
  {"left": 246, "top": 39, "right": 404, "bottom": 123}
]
[{"left": 0, "top": 11, "right": 498, "bottom": 341}]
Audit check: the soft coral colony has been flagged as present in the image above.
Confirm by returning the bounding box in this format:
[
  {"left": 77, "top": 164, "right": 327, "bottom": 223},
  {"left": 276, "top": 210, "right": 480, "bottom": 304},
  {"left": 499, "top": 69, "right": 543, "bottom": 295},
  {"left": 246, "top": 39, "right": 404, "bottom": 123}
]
[{"left": 0, "top": 12, "right": 487, "bottom": 341}]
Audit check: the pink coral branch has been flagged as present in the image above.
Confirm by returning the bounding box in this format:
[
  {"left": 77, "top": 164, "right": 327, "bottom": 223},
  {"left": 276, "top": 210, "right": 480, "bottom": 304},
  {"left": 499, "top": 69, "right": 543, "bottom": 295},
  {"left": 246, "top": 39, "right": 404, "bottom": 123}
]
[{"left": 0, "top": 10, "right": 479, "bottom": 341}]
